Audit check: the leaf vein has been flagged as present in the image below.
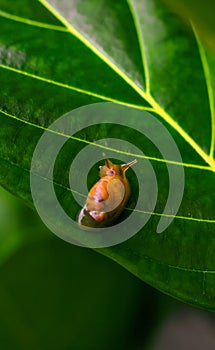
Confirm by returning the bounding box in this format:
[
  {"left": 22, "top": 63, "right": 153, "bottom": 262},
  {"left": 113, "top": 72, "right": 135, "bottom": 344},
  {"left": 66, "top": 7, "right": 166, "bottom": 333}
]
[
  {"left": 37, "top": 0, "right": 215, "bottom": 171},
  {"left": 106, "top": 246, "right": 215, "bottom": 275},
  {"left": 0, "top": 63, "right": 153, "bottom": 110},
  {"left": 127, "top": 0, "right": 150, "bottom": 92},
  {"left": 37, "top": 0, "right": 149, "bottom": 98},
  {"left": 192, "top": 22, "right": 215, "bottom": 159},
  {"left": 1, "top": 156, "right": 215, "bottom": 224},
  {"left": 1, "top": 109, "right": 213, "bottom": 172},
  {"left": 0, "top": 9, "right": 68, "bottom": 32}
]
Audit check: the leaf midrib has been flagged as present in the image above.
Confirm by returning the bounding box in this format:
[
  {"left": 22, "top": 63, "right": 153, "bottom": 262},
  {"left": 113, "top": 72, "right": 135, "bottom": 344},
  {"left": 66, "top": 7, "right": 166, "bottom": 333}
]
[
  {"left": 126, "top": 0, "right": 215, "bottom": 170},
  {"left": 1, "top": 4, "right": 215, "bottom": 169},
  {"left": 37, "top": 0, "right": 215, "bottom": 171},
  {"left": 1, "top": 3, "right": 215, "bottom": 214}
]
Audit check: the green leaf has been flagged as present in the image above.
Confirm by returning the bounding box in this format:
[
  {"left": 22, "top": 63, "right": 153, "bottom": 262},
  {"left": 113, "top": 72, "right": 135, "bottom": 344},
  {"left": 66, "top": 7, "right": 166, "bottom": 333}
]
[{"left": 0, "top": 0, "right": 215, "bottom": 309}]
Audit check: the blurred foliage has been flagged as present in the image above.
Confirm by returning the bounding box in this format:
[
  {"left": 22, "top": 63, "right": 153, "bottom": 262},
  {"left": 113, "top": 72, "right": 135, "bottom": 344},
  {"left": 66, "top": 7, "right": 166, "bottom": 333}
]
[
  {"left": 0, "top": 187, "right": 161, "bottom": 349},
  {"left": 163, "top": 0, "right": 215, "bottom": 51},
  {"left": 0, "top": 186, "right": 44, "bottom": 265}
]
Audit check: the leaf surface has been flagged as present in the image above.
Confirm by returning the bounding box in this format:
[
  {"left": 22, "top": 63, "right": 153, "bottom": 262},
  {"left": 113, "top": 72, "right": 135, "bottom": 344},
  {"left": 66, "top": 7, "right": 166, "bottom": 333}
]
[{"left": 0, "top": 0, "right": 215, "bottom": 309}]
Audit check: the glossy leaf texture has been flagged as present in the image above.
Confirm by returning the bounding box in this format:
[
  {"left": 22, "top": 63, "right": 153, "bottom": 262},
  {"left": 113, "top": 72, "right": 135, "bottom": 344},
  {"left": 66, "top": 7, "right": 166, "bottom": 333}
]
[{"left": 0, "top": 0, "right": 215, "bottom": 309}]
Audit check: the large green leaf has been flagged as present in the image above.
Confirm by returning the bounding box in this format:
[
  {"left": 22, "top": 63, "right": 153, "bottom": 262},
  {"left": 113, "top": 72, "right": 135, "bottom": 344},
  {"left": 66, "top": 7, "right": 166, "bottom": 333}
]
[{"left": 0, "top": 0, "right": 215, "bottom": 309}]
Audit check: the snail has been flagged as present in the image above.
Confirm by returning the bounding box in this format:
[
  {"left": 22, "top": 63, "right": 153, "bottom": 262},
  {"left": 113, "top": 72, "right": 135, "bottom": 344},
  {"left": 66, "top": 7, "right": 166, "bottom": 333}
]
[{"left": 78, "top": 156, "right": 137, "bottom": 228}]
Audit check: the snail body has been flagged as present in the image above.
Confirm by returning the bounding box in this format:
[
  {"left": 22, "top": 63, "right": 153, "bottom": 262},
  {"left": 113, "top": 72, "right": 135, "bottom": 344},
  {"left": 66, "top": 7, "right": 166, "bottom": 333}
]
[{"left": 78, "top": 158, "right": 137, "bottom": 228}]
